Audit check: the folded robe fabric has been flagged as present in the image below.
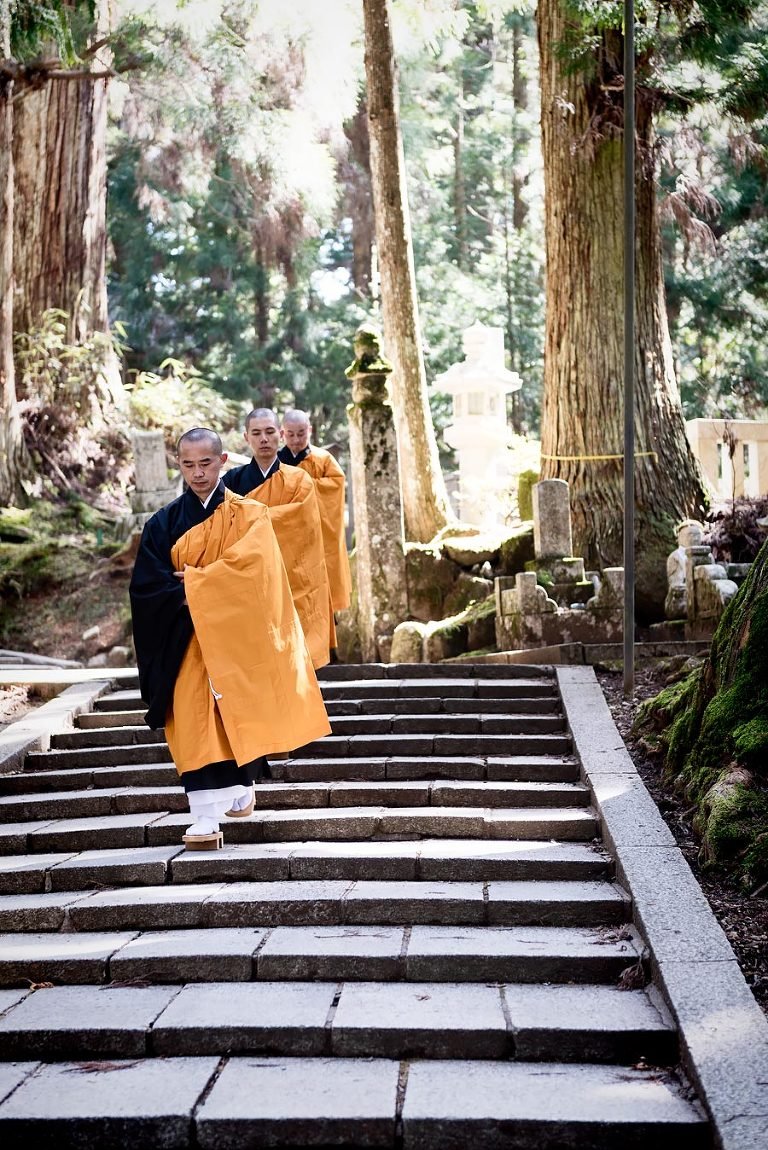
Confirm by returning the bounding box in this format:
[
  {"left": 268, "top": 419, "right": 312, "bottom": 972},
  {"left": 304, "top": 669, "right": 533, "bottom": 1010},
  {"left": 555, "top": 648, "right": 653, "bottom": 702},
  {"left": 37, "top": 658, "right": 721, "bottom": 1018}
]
[
  {"left": 152, "top": 489, "right": 330, "bottom": 775},
  {"left": 284, "top": 446, "right": 352, "bottom": 613},
  {"left": 226, "top": 462, "right": 333, "bottom": 669}
]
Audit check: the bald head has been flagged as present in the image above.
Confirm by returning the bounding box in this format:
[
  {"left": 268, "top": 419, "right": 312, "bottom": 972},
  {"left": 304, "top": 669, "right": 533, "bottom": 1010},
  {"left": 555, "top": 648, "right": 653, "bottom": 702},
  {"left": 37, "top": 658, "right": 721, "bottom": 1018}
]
[
  {"left": 244, "top": 408, "right": 280, "bottom": 469},
  {"left": 176, "top": 427, "right": 227, "bottom": 501},
  {"left": 177, "top": 427, "right": 223, "bottom": 455},
  {"left": 282, "top": 408, "right": 312, "bottom": 454}
]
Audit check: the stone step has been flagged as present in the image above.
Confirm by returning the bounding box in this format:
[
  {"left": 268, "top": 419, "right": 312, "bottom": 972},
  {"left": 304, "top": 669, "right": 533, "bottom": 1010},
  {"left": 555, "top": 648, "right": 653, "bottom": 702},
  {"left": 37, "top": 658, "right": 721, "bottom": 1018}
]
[
  {"left": 317, "top": 664, "right": 553, "bottom": 680},
  {"left": 0, "top": 880, "right": 629, "bottom": 937},
  {"left": 0, "top": 839, "right": 613, "bottom": 894},
  {"left": 0, "top": 780, "right": 590, "bottom": 818},
  {"left": 274, "top": 754, "right": 579, "bottom": 783},
  {"left": 146, "top": 806, "right": 599, "bottom": 847},
  {"left": 56, "top": 713, "right": 566, "bottom": 750},
  {"left": 0, "top": 980, "right": 675, "bottom": 1065},
  {"left": 0, "top": 763, "right": 180, "bottom": 795},
  {"left": 80, "top": 694, "right": 563, "bottom": 728},
  {"left": 92, "top": 677, "right": 559, "bottom": 713},
  {"left": 0, "top": 1056, "right": 709, "bottom": 1149},
  {"left": 0, "top": 806, "right": 598, "bottom": 855},
  {"left": 295, "top": 734, "right": 573, "bottom": 759},
  {"left": 25, "top": 733, "right": 573, "bottom": 771}
]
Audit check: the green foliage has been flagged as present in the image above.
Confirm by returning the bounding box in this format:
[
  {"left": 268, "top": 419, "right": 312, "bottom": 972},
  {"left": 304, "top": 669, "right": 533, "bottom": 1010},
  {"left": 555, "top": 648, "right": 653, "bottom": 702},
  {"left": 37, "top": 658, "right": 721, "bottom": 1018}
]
[
  {"left": 127, "top": 359, "right": 240, "bottom": 448},
  {"left": 9, "top": 0, "right": 94, "bottom": 63}
]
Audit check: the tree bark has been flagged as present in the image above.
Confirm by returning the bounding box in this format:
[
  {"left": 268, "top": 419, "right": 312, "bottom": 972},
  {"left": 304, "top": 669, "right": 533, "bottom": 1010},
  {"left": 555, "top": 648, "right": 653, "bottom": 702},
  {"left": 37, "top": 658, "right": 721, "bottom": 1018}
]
[
  {"left": 362, "top": 0, "right": 453, "bottom": 542},
  {"left": 342, "top": 100, "right": 375, "bottom": 297},
  {"left": 0, "top": 14, "right": 25, "bottom": 505},
  {"left": 12, "top": 1, "right": 118, "bottom": 391},
  {"left": 537, "top": 1, "right": 706, "bottom": 617}
]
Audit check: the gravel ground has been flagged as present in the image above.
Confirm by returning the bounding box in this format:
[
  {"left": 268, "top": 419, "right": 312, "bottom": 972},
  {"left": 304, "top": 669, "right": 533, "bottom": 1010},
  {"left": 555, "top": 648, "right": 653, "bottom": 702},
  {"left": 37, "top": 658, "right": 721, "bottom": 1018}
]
[{"left": 597, "top": 666, "right": 768, "bottom": 1016}]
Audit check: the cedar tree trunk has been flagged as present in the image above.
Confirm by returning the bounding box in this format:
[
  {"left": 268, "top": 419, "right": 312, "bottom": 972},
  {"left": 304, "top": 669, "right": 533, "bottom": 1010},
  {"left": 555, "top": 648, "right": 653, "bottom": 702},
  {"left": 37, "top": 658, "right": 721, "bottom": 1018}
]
[
  {"left": 537, "top": 1, "right": 706, "bottom": 617},
  {"left": 362, "top": 0, "right": 453, "bottom": 542},
  {"left": 0, "top": 14, "right": 25, "bottom": 505},
  {"left": 12, "top": 2, "right": 119, "bottom": 392}
]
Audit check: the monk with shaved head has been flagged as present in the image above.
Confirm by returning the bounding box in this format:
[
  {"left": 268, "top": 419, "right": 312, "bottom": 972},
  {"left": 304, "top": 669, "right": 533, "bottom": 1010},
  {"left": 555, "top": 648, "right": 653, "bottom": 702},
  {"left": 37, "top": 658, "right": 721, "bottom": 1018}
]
[
  {"left": 130, "top": 426, "right": 330, "bottom": 850},
  {"left": 224, "top": 408, "right": 334, "bottom": 668}
]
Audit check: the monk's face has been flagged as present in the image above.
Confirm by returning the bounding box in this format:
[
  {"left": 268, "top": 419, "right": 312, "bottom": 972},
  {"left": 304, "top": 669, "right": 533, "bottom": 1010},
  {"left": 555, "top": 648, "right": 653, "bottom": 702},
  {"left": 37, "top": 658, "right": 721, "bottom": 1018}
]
[
  {"left": 178, "top": 440, "right": 226, "bottom": 500},
  {"left": 245, "top": 416, "right": 280, "bottom": 467},
  {"left": 282, "top": 420, "right": 311, "bottom": 453}
]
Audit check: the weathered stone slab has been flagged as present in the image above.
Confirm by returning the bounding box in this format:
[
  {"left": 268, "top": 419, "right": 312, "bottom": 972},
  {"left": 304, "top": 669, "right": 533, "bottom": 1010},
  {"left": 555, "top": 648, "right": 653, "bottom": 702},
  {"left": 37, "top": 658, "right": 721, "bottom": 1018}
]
[
  {"left": 288, "top": 840, "right": 420, "bottom": 881},
  {"left": 656, "top": 959, "right": 768, "bottom": 1150},
  {"left": 328, "top": 780, "right": 431, "bottom": 807},
  {"left": 0, "top": 985, "right": 177, "bottom": 1058},
  {"left": 171, "top": 843, "right": 291, "bottom": 884},
  {"left": 589, "top": 773, "right": 677, "bottom": 850},
  {"left": 0, "top": 852, "right": 76, "bottom": 894},
  {"left": 0, "top": 890, "right": 92, "bottom": 932},
  {"left": 483, "top": 807, "right": 597, "bottom": 840},
  {"left": 485, "top": 755, "right": 578, "bottom": 782},
  {"left": 257, "top": 925, "right": 404, "bottom": 981},
  {"left": 0, "top": 932, "right": 137, "bottom": 987},
  {"left": 203, "top": 881, "right": 352, "bottom": 927},
  {"left": 386, "top": 756, "right": 485, "bottom": 781},
  {"left": 50, "top": 845, "right": 183, "bottom": 891},
  {"left": 0, "top": 1061, "right": 37, "bottom": 1105},
  {"left": 332, "top": 982, "right": 508, "bottom": 1059},
  {"left": 29, "top": 813, "right": 166, "bottom": 853},
  {"left": 504, "top": 983, "right": 675, "bottom": 1063},
  {"left": 111, "top": 928, "right": 268, "bottom": 983},
  {"left": 430, "top": 780, "right": 588, "bottom": 809},
  {"left": 486, "top": 880, "right": 628, "bottom": 927},
  {"left": 0, "top": 823, "right": 56, "bottom": 856},
  {"left": 418, "top": 839, "right": 611, "bottom": 882},
  {"left": 258, "top": 807, "right": 384, "bottom": 842},
  {"left": 401, "top": 1060, "right": 708, "bottom": 1147},
  {"left": 0, "top": 1056, "right": 217, "bottom": 1147},
  {"left": 151, "top": 981, "right": 335, "bottom": 1056},
  {"left": 344, "top": 880, "right": 485, "bottom": 925},
  {"left": 283, "top": 757, "right": 386, "bottom": 782},
  {"left": 69, "top": 883, "right": 225, "bottom": 932},
  {"left": 0, "top": 790, "right": 114, "bottom": 822},
  {"left": 378, "top": 807, "right": 486, "bottom": 838},
  {"left": 196, "top": 1056, "right": 398, "bottom": 1148},
  {"left": 0, "top": 992, "right": 29, "bottom": 1018},
  {"left": 405, "top": 925, "right": 639, "bottom": 982}
]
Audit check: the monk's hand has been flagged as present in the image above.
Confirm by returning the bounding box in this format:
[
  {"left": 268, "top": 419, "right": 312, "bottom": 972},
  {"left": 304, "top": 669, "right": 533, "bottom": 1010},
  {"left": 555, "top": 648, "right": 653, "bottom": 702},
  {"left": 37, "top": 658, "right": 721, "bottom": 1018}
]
[{"left": 173, "top": 569, "right": 185, "bottom": 582}]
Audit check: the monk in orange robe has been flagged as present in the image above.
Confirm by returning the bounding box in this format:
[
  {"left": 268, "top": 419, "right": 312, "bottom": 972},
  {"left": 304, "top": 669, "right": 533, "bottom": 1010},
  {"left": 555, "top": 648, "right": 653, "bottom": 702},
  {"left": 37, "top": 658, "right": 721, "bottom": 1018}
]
[
  {"left": 278, "top": 408, "right": 352, "bottom": 613},
  {"left": 223, "top": 408, "right": 334, "bottom": 668},
  {"left": 130, "top": 428, "right": 330, "bottom": 849}
]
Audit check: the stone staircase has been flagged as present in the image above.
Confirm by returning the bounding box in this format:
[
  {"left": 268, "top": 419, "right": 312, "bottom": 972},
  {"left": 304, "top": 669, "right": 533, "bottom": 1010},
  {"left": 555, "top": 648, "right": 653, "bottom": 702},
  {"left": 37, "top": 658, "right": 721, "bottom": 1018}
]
[{"left": 0, "top": 663, "right": 709, "bottom": 1147}]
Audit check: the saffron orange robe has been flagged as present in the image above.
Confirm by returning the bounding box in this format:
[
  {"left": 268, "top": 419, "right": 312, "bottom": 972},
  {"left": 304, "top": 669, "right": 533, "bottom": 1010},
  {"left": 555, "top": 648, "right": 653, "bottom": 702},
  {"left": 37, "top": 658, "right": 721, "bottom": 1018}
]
[
  {"left": 283, "top": 446, "right": 352, "bottom": 612},
  {"left": 226, "top": 462, "right": 334, "bottom": 669},
  {"left": 165, "top": 489, "right": 330, "bottom": 775}
]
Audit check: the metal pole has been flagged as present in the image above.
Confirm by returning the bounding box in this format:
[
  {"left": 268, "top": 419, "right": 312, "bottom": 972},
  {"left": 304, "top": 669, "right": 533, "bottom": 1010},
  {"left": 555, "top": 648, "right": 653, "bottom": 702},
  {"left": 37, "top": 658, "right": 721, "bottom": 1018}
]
[{"left": 623, "top": 0, "right": 635, "bottom": 698}]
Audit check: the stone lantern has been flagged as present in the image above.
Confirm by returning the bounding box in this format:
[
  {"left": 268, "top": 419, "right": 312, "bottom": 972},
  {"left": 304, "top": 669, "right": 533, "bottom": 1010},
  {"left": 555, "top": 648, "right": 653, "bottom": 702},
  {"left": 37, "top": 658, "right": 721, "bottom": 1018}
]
[{"left": 435, "top": 322, "right": 521, "bottom": 527}]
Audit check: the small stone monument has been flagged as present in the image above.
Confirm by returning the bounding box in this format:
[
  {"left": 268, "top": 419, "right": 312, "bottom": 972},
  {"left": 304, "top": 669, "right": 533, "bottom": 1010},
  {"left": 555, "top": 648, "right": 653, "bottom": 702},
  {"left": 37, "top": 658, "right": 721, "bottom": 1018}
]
[
  {"left": 665, "top": 520, "right": 703, "bottom": 620},
  {"left": 346, "top": 324, "right": 408, "bottom": 662},
  {"left": 436, "top": 322, "right": 521, "bottom": 527},
  {"left": 120, "top": 429, "right": 178, "bottom": 537}
]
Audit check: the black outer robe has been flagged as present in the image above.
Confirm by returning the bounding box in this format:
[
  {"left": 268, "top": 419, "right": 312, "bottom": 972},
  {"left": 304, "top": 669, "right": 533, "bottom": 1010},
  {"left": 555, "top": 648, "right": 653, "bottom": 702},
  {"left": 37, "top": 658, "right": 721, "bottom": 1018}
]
[
  {"left": 277, "top": 445, "right": 311, "bottom": 467},
  {"left": 129, "top": 483, "right": 225, "bottom": 730},
  {"left": 222, "top": 456, "right": 279, "bottom": 496}
]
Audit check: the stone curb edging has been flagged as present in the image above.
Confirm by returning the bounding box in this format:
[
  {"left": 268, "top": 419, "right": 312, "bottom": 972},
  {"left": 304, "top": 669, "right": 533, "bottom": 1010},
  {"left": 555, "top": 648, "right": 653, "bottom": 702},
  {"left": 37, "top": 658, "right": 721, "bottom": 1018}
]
[
  {"left": 557, "top": 665, "right": 768, "bottom": 1150},
  {"left": 0, "top": 680, "right": 114, "bottom": 776}
]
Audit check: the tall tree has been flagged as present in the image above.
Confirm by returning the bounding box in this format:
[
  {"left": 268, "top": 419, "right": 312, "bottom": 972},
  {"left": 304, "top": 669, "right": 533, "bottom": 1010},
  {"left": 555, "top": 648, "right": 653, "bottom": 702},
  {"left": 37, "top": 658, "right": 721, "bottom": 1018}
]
[
  {"left": 11, "top": 0, "right": 119, "bottom": 392},
  {"left": 537, "top": 0, "right": 707, "bottom": 615},
  {"left": 362, "top": 0, "right": 454, "bottom": 542},
  {"left": 0, "top": 2, "right": 24, "bottom": 505}
]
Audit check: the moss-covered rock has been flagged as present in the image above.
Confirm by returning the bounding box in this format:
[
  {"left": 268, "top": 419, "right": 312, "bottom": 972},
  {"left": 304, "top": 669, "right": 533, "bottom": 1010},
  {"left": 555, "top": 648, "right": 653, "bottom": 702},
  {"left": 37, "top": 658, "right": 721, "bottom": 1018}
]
[
  {"left": 497, "top": 523, "right": 535, "bottom": 576},
  {"left": 517, "top": 469, "right": 539, "bottom": 521},
  {"left": 634, "top": 536, "right": 768, "bottom": 886},
  {"left": 405, "top": 544, "right": 462, "bottom": 622}
]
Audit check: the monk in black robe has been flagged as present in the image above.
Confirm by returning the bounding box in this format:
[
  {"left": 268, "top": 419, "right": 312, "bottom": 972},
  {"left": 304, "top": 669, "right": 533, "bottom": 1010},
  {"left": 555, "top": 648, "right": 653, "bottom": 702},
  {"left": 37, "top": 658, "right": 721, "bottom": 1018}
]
[{"left": 130, "top": 426, "right": 330, "bottom": 848}]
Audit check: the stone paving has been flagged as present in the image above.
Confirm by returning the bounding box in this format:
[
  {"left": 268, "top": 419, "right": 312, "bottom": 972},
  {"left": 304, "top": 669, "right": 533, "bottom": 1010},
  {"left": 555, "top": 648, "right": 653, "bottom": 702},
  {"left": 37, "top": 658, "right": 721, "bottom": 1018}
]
[{"left": 0, "top": 664, "right": 716, "bottom": 1147}]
